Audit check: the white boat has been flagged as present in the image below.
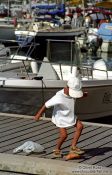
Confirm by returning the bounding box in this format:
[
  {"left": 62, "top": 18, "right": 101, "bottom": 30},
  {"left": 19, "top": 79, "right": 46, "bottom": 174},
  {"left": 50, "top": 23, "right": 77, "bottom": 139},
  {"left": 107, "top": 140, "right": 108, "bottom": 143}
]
[
  {"left": 14, "top": 17, "right": 85, "bottom": 60},
  {"left": 14, "top": 1, "right": 65, "bottom": 47},
  {"left": 0, "top": 39, "right": 112, "bottom": 121},
  {"left": 15, "top": 20, "right": 59, "bottom": 46}
]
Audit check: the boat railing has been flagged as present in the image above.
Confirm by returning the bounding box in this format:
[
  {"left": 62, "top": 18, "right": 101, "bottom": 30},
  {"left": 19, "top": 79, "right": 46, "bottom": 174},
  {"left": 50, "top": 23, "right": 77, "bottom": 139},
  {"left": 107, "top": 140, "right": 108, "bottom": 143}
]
[
  {"left": 0, "top": 55, "right": 110, "bottom": 80},
  {"left": 0, "top": 40, "right": 110, "bottom": 80},
  {"left": 0, "top": 43, "right": 39, "bottom": 78},
  {"left": 81, "top": 65, "right": 110, "bottom": 80}
]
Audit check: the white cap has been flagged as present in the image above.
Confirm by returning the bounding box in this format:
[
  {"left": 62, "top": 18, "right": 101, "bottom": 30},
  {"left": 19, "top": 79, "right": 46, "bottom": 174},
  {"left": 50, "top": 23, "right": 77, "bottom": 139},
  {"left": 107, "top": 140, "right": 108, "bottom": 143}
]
[{"left": 67, "top": 76, "right": 83, "bottom": 98}]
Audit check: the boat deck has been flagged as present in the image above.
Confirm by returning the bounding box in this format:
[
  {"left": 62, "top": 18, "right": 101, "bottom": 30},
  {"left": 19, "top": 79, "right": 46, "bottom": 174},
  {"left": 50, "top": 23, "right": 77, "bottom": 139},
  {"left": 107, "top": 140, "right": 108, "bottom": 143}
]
[{"left": 0, "top": 113, "right": 112, "bottom": 175}]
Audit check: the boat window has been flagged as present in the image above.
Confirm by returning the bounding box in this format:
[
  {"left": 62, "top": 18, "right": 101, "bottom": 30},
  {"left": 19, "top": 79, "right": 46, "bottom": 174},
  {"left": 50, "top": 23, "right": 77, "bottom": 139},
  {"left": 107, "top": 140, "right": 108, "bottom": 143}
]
[{"left": 46, "top": 40, "right": 80, "bottom": 66}]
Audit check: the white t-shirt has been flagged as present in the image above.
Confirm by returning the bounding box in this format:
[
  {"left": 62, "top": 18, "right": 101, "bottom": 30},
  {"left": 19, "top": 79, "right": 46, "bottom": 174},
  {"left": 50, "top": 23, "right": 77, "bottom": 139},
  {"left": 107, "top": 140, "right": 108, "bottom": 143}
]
[{"left": 45, "top": 89, "right": 77, "bottom": 128}]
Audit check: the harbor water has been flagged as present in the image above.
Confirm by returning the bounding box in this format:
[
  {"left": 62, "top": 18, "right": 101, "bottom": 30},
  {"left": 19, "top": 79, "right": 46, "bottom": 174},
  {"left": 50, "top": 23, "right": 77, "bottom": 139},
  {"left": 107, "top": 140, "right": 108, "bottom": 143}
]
[{"left": 87, "top": 115, "right": 112, "bottom": 125}]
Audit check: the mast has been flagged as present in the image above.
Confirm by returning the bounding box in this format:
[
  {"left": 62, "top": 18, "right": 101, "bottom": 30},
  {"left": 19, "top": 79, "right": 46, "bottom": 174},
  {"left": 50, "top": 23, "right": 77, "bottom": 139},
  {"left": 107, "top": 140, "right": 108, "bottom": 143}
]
[
  {"left": 8, "top": 0, "right": 10, "bottom": 18},
  {"left": 29, "top": 0, "right": 32, "bottom": 14}
]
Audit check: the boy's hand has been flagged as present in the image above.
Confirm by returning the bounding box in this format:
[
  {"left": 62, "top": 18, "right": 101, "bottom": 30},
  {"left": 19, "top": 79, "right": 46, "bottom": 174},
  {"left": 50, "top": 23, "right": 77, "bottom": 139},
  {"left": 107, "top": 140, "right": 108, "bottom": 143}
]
[
  {"left": 33, "top": 113, "right": 41, "bottom": 121},
  {"left": 33, "top": 105, "right": 46, "bottom": 121},
  {"left": 83, "top": 92, "right": 88, "bottom": 97}
]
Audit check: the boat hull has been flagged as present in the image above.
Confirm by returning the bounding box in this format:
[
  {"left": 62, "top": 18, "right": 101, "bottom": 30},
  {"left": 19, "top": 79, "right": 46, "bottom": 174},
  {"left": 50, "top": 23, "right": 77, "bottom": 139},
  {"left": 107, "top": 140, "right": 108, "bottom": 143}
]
[{"left": 0, "top": 79, "right": 112, "bottom": 120}]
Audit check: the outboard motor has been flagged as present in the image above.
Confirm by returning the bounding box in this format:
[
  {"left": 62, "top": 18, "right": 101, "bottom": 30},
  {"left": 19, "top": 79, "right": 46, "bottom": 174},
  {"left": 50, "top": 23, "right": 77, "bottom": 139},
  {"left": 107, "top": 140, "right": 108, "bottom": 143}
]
[
  {"left": 86, "top": 28, "right": 103, "bottom": 56},
  {"left": 88, "top": 36, "right": 103, "bottom": 56}
]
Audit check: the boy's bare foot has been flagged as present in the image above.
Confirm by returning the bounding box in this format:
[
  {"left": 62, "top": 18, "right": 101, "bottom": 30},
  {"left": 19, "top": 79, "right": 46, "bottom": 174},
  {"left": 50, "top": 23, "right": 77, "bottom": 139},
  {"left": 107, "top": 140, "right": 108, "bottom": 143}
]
[{"left": 63, "top": 153, "right": 81, "bottom": 161}]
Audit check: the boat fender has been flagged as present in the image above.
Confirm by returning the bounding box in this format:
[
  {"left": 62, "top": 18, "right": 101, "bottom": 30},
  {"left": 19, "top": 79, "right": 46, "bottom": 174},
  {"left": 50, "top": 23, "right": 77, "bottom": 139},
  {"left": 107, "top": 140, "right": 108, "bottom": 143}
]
[
  {"left": 30, "top": 61, "right": 38, "bottom": 74},
  {"left": 33, "top": 23, "right": 39, "bottom": 32}
]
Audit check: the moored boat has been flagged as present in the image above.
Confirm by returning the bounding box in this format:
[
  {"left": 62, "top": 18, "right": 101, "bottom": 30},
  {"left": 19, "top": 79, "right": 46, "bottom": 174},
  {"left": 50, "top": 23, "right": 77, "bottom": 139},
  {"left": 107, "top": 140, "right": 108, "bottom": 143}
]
[
  {"left": 14, "top": 20, "right": 85, "bottom": 59},
  {"left": 0, "top": 40, "right": 112, "bottom": 120}
]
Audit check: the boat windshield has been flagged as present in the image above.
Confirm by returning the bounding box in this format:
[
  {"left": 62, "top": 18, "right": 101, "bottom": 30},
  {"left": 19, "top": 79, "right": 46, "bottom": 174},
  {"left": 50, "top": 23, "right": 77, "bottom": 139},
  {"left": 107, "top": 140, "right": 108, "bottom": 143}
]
[{"left": 46, "top": 39, "right": 81, "bottom": 66}]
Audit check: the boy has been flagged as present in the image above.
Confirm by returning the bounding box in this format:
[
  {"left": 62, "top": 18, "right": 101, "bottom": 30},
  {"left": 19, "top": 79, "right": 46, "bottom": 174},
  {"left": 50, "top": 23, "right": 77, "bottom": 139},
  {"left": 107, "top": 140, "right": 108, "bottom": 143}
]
[{"left": 34, "top": 75, "right": 87, "bottom": 159}]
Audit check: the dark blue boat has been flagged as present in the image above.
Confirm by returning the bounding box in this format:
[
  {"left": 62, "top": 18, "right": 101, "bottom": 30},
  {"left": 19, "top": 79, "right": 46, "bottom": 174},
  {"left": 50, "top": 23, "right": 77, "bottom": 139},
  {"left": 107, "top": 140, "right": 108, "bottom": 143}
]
[{"left": 31, "top": 3, "right": 65, "bottom": 17}]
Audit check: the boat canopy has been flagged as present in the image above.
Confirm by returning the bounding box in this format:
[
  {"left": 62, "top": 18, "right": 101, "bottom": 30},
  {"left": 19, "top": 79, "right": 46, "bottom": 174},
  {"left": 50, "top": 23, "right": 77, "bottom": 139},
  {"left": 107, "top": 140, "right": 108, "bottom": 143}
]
[
  {"left": 97, "top": 23, "right": 112, "bottom": 41},
  {"left": 31, "top": 3, "right": 65, "bottom": 16},
  {"left": 31, "top": 3, "right": 57, "bottom": 9},
  {"left": 95, "top": 1, "right": 112, "bottom": 9}
]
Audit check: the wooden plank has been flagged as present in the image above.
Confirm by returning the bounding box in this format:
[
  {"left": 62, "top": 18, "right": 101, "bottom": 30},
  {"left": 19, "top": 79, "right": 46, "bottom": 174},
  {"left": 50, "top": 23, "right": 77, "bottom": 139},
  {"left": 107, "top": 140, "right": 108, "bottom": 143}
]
[
  {"left": 0, "top": 118, "right": 21, "bottom": 126},
  {"left": 58, "top": 126, "right": 109, "bottom": 151},
  {"left": 0, "top": 121, "right": 54, "bottom": 149},
  {"left": 0, "top": 116, "right": 13, "bottom": 121},
  {"left": 2, "top": 124, "right": 100, "bottom": 156},
  {"left": 76, "top": 128, "right": 112, "bottom": 148},
  {"left": 0, "top": 120, "right": 50, "bottom": 139},
  {"left": 0, "top": 116, "right": 112, "bottom": 168},
  {"left": 43, "top": 128, "right": 112, "bottom": 162},
  {"left": 0, "top": 118, "right": 36, "bottom": 133},
  {"left": 79, "top": 136, "right": 112, "bottom": 165},
  {"left": 97, "top": 155, "right": 112, "bottom": 167},
  {"left": 28, "top": 126, "right": 101, "bottom": 157}
]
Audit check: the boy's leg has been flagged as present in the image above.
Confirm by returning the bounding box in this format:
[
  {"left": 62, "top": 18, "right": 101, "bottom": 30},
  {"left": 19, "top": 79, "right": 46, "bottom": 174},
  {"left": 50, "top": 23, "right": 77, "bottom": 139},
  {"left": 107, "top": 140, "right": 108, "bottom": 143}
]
[
  {"left": 70, "top": 119, "right": 85, "bottom": 154},
  {"left": 55, "top": 128, "right": 68, "bottom": 150},
  {"left": 71, "top": 119, "right": 83, "bottom": 146},
  {"left": 63, "top": 121, "right": 83, "bottom": 160},
  {"left": 53, "top": 128, "right": 67, "bottom": 158}
]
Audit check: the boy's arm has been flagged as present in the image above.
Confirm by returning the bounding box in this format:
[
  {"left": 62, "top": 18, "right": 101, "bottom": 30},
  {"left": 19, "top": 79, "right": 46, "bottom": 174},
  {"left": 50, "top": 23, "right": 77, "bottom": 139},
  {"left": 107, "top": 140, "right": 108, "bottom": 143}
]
[{"left": 33, "top": 104, "right": 46, "bottom": 121}]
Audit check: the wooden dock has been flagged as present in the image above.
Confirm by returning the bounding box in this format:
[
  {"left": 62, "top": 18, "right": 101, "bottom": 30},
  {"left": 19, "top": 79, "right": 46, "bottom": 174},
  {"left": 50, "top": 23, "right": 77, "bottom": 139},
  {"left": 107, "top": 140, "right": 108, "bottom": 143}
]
[{"left": 0, "top": 113, "right": 112, "bottom": 175}]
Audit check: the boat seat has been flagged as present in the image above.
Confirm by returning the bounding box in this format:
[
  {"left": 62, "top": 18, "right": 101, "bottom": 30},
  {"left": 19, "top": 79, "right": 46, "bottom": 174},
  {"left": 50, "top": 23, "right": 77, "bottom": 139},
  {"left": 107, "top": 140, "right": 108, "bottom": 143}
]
[{"left": 38, "top": 57, "right": 60, "bottom": 80}]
